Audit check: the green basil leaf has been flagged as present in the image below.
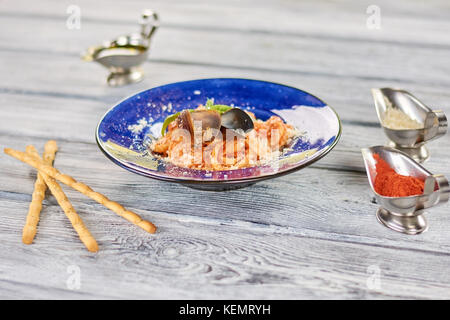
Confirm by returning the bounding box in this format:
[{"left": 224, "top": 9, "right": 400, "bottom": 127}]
[
  {"left": 207, "top": 104, "right": 232, "bottom": 113},
  {"left": 160, "top": 112, "right": 181, "bottom": 136},
  {"left": 205, "top": 98, "right": 215, "bottom": 109},
  {"left": 204, "top": 98, "right": 232, "bottom": 114}
]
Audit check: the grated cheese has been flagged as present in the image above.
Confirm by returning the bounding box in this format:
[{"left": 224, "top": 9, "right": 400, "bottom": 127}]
[{"left": 128, "top": 118, "right": 148, "bottom": 134}]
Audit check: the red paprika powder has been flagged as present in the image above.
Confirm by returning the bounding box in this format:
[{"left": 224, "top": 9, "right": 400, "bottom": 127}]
[{"left": 373, "top": 153, "right": 424, "bottom": 197}]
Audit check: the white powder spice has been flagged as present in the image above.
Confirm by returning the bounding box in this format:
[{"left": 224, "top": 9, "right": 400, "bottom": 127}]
[{"left": 383, "top": 107, "right": 423, "bottom": 130}]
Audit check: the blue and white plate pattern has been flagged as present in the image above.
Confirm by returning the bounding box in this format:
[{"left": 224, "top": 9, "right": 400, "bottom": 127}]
[{"left": 96, "top": 78, "right": 341, "bottom": 190}]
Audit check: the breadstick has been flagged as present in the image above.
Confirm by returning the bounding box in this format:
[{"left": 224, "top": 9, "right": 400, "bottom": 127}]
[
  {"left": 22, "top": 142, "right": 58, "bottom": 244},
  {"left": 5, "top": 147, "right": 157, "bottom": 234},
  {"left": 26, "top": 145, "right": 98, "bottom": 252}
]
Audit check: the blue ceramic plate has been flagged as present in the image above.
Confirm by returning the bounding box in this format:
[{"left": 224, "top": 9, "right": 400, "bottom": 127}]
[{"left": 96, "top": 78, "right": 341, "bottom": 190}]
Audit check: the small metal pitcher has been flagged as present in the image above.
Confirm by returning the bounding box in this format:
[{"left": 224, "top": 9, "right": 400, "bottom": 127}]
[
  {"left": 82, "top": 10, "right": 159, "bottom": 86},
  {"left": 372, "top": 88, "right": 447, "bottom": 162},
  {"left": 361, "top": 145, "right": 449, "bottom": 234}
]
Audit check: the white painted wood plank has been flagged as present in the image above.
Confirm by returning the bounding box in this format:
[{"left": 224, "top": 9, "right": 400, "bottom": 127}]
[
  {"left": 1, "top": 49, "right": 449, "bottom": 130},
  {"left": 2, "top": 0, "right": 450, "bottom": 45},
  {"left": 2, "top": 197, "right": 450, "bottom": 300},
  {"left": 2, "top": 15, "right": 449, "bottom": 88}
]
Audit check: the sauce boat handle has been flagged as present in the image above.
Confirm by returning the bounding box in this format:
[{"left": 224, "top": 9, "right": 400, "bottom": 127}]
[{"left": 140, "top": 9, "right": 159, "bottom": 40}]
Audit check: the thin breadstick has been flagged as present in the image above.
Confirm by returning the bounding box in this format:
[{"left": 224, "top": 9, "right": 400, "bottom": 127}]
[
  {"left": 26, "top": 145, "right": 99, "bottom": 252},
  {"left": 5, "top": 147, "right": 157, "bottom": 234},
  {"left": 22, "top": 141, "right": 58, "bottom": 244}
]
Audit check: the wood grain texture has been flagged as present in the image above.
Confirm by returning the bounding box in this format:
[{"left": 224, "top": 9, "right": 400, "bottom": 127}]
[{"left": 0, "top": 0, "right": 450, "bottom": 299}]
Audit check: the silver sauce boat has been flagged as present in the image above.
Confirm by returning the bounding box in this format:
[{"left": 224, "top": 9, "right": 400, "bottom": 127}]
[
  {"left": 83, "top": 10, "right": 159, "bottom": 86},
  {"left": 361, "top": 145, "right": 449, "bottom": 234},
  {"left": 372, "top": 88, "right": 447, "bottom": 162}
]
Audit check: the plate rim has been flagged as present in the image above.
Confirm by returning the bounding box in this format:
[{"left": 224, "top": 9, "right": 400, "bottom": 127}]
[{"left": 95, "top": 77, "right": 342, "bottom": 185}]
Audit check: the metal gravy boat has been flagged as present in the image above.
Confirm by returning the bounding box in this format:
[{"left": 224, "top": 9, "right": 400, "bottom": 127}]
[
  {"left": 82, "top": 10, "right": 159, "bottom": 86},
  {"left": 361, "top": 146, "right": 449, "bottom": 235},
  {"left": 372, "top": 88, "right": 447, "bottom": 162}
]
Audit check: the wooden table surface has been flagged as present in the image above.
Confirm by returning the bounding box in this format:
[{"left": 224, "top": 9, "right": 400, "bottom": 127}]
[{"left": 1, "top": 0, "right": 450, "bottom": 299}]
